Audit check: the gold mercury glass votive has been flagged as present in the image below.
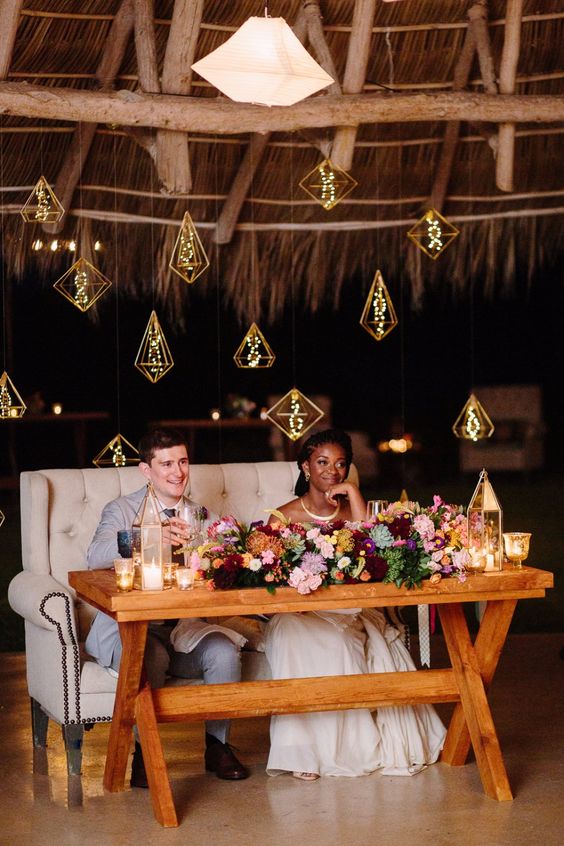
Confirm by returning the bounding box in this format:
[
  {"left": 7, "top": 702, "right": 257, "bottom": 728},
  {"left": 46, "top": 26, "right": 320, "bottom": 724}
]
[
  {"left": 175, "top": 567, "right": 194, "bottom": 590},
  {"left": 162, "top": 562, "right": 177, "bottom": 588},
  {"left": 114, "top": 558, "right": 134, "bottom": 592},
  {"left": 503, "top": 532, "right": 531, "bottom": 569}
]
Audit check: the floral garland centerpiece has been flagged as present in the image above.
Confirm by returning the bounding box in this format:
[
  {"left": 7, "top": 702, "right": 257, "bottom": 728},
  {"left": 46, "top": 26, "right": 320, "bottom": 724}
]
[{"left": 187, "top": 496, "right": 470, "bottom": 595}]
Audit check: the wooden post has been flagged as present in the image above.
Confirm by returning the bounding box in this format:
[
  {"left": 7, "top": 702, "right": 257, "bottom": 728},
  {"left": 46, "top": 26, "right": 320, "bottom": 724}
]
[
  {"left": 0, "top": 0, "right": 23, "bottom": 80},
  {"left": 496, "top": 0, "right": 524, "bottom": 191}
]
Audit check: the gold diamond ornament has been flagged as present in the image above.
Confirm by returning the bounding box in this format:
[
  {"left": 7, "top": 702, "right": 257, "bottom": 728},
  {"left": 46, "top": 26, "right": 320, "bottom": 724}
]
[
  {"left": 299, "top": 159, "right": 357, "bottom": 211},
  {"left": 359, "top": 270, "right": 398, "bottom": 342},
  {"left": 53, "top": 257, "right": 112, "bottom": 312},
  {"left": 20, "top": 176, "right": 64, "bottom": 224},
  {"left": 169, "top": 212, "right": 209, "bottom": 284},
  {"left": 407, "top": 209, "right": 460, "bottom": 259},
  {"left": 452, "top": 393, "right": 495, "bottom": 442},
  {"left": 93, "top": 434, "right": 139, "bottom": 468},
  {"left": 0, "top": 510, "right": 4, "bottom": 529},
  {"left": 267, "top": 388, "right": 324, "bottom": 442},
  {"left": 135, "top": 311, "right": 174, "bottom": 383},
  {"left": 233, "top": 323, "right": 276, "bottom": 369},
  {"left": 0, "top": 371, "right": 26, "bottom": 419}
]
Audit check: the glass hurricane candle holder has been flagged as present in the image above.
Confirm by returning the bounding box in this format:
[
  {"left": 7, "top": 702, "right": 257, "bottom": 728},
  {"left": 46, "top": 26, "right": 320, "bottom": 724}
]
[
  {"left": 114, "top": 558, "right": 134, "bottom": 592},
  {"left": 162, "top": 562, "right": 177, "bottom": 588},
  {"left": 366, "top": 500, "right": 389, "bottom": 520},
  {"left": 503, "top": 532, "right": 531, "bottom": 569}
]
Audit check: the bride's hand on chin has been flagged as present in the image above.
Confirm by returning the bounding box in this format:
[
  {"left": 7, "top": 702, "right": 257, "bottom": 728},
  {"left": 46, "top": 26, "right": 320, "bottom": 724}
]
[{"left": 325, "top": 482, "right": 351, "bottom": 506}]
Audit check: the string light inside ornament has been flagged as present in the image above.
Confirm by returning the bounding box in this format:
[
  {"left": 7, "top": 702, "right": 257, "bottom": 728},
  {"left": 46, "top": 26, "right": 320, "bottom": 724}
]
[
  {"left": 169, "top": 211, "right": 209, "bottom": 284},
  {"left": 452, "top": 393, "right": 495, "bottom": 442},
  {"left": 233, "top": 323, "right": 275, "bottom": 369},
  {"left": 359, "top": 270, "right": 398, "bottom": 342},
  {"left": 299, "top": 158, "right": 357, "bottom": 211},
  {"left": 20, "top": 176, "right": 64, "bottom": 224},
  {"left": 0, "top": 509, "right": 4, "bottom": 529},
  {"left": 0, "top": 371, "right": 26, "bottom": 419},
  {"left": 135, "top": 310, "right": 174, "bottom": 383},
  {"left": 266, "top": 388, "right": 324, "bottom": 442},
  {"left": 407, "top": 209, "right": 460, "bottom": 259},
  {"left": 92, "top": 433, "right": 139, "bottom": 468},
  {"left": 53, "top": 257, "right": 112, "bottom": 312}
]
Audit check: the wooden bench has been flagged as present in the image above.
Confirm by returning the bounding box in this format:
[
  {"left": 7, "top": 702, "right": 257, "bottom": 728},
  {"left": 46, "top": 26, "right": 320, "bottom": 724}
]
[{"left": 69, "top": 565, "right": 553, "bottom": 828}]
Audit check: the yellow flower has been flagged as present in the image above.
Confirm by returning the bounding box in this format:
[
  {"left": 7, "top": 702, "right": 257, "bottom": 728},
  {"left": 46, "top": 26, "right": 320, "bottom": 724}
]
[{"left": 336, "top": 529, "right": 355, "bottom": 552}]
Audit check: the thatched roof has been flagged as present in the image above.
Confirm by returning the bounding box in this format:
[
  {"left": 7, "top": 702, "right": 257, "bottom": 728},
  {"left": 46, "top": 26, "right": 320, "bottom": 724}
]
[{"left": 0, "top": 0, "right": 563, "bottom": 321}]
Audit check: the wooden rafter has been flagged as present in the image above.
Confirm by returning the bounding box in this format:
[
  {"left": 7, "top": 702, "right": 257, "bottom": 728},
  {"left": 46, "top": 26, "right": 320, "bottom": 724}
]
[
  {"left": 155, "top": 0, "right": 203, "bottom": 195},
  {"left": 496, "top": 0, "right": 524, "bottom": 192},
  {"left": 331, "top": 0, "right": 377, "bottom": 172},
  {"left": 43, "top": 0, "right": 134, "bottom": 235},
  {"left": 1, "top": 85, "right": 562, "bottom": 131},
  {"left": 468, "top": 0, "right": 498, "bottom": 95},
  {"left": 214, "top": 10, "right": 309, "bottom": 246},
  {"left": 0, "top": 0, "right": 23, "bottom": 80},
  {"left": 430, "top": 17, "right": 477, "bottom": 213},
  {"left": 133, "top": 0, "right": 159, "bottom": 94}
]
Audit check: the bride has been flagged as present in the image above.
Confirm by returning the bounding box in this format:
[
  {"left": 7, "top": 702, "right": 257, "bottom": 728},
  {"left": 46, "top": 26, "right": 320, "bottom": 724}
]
[{"left": 265, "top": 428, "right": 446, "bottom": 780}]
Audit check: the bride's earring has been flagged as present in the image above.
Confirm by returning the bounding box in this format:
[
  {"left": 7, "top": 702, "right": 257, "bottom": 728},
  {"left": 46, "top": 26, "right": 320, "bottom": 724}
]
[{"left": 304, "top": 470, "right": 310, "bottom": 482}]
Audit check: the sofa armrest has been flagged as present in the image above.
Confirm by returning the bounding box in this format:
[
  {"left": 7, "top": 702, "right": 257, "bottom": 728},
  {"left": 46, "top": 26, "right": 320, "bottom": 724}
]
[{"left": 8, "top": 571, "right": 78, "bottom": 640}]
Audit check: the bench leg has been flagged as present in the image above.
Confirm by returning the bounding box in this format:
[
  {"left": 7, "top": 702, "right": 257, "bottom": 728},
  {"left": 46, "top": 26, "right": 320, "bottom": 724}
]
[
  {"left": 439, "top": 602, "right": 513, "bottom": 801},
  {"left": 136, "top": 685, "right": 178, "bottom": 828},
  {"left": 62, "top": 723, "right": 85, "bottom": 777},
  {"left": 31, "top": 697, "right": 49, "bottom": 748}
]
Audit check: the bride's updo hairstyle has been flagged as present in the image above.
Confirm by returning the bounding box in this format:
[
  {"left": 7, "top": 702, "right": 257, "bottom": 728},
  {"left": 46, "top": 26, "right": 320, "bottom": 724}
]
[{"left": 294, "top": 428, "right": 353, "bottom": 496}]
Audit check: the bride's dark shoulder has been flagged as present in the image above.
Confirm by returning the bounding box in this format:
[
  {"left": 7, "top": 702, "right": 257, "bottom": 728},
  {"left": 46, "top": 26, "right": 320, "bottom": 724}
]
[{"left": 268, "top": 498, "right": 303, "bottom": 524}]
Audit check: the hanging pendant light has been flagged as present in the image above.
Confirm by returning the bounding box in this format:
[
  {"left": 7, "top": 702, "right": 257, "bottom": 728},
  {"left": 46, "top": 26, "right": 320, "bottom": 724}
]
[
  {"left": 266, "top": 388, "right": 324, "bottom": 442},
  {"left": 234, "top": 323, "right": 276, "bottom": 369},
  {"left": 20, "top": 176, "right": 64, "bottom": 224},
  {"left": 191, "top": 15, "right": 334, "bottom": 107},
  {"left": 0, "top": 371, "right": 26, "bottom": 419},
  {"left": 359, "top": 270, "right": 398, "bottom": 342},
  {"left": 135, "top": 311, "right": 174, "bottom": 383},
  {"left": 92, "top": 433, "right": 139, "bottom": 468},
  {"left": 299, "top": 159, "right": 357, "bottom": 210},
  {"left": 53, "top": 257, "right": 112, "bottom": 312},
  {"left": 407, "top": 209, "right": 460, "bottom": 259},
  {"left": 452, "top": 393, "right": 495, "bottom": 442},
  {"left": 169, "top": 212, "right": 209, "bottom": 285}
]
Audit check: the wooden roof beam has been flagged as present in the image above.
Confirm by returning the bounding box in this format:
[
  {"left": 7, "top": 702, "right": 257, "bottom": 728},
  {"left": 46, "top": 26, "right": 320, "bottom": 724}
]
[
  {"left": 496, "top": 0, "right": 523, "bottom": 192},
  {"left": 331, "top": 0, "right": 376, "bottom": 172},
  {"left": 0, "top": 0, "right": 23, "bottom": 80},
  {"left": 214, "top": 10, "right": 309, "bottom": 245},
  {"left": 429, "top": 17, "right": 477, "bottom": 213},
  {"left": 155, "top": 0, "right": 204, "bottom": 195},
  {"left": 2, "top": 84, "right": 562, "bottom": 130},
  {"left": 133, "top": 0, "right": 159, "bottom": 93},
  {"left": 468, "top": 0, "right": 498, "bottom": 94},
  {"left": 43, "top": 0, "right": 134, "bottom": 235}
]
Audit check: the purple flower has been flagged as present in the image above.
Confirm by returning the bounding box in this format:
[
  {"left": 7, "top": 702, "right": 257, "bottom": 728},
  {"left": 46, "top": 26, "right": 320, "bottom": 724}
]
[
  {"left": 361, "top": 537, "right": 377, "bottom": 555},
  {"left": 406, "top": 538, "right": 417, "bottom": 551},
  {"left": 301, "top": 551, "right": 328, "bottom": 575}
]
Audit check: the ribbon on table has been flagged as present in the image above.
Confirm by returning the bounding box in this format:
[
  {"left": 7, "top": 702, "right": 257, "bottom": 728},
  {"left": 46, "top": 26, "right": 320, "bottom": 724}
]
[{"left": 417, "top": 604, "right": 431, "bottom": 668}]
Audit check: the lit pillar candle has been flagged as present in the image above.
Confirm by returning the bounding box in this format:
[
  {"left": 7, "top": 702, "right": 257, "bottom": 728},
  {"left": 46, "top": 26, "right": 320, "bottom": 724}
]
[{"left": 141, "top": 559, "right": 164, "bottom": 590}]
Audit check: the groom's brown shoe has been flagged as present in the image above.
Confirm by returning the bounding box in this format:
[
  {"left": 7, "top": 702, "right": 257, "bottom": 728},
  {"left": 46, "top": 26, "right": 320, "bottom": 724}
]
[{"left": 204, "top": 735, "right": 249, "bottom": 780}]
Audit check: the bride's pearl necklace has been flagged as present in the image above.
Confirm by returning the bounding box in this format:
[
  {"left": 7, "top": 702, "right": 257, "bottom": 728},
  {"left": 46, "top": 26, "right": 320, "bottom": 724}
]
[{"left": 300, "top": 497, "right": 340, "bottom": 522}]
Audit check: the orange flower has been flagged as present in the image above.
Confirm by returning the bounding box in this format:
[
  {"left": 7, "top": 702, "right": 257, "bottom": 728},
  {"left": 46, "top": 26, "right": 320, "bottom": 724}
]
[{"left": 360, "top": 571, "right": 371, "bottom": 581}]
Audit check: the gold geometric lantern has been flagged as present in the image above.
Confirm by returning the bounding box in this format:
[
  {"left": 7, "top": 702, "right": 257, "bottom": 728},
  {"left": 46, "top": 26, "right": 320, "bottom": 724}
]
[
  {"left": 233, "top": 323, "right": 276, "bottom": 369},
  {"left": 407, "top": 208, "right": 460, "bottom": 259},
  {"left": 169, "top": 211, "right": 209, "bottom": 284},
  {"left": 298, "top": 159, "right": 357, "bottom": 211},
  {"left": 135, "top": 311, "right": 174, "bottom": 383},
  {"left": 452, "top": 393, "right": 495, "bottom": 442},
  {"left": 92, "top": 433, "right": 139, "bottom": 468},
  {"left": 20, "top": 175, "right": 64, "bottom": 224},
  {"left": 266, "top": 387, "right": 324, "bottom": 442},
  {"left": 0, "top": 510, "right": 4, "bottom": 529},
  {"left": 467, "top": 469, "right": 503, "bottom": 571},
  {"left": 0, "top": 371, "right": 26, "bottom": 419},
  {"left": 53, "top": 257, "right": 112, "bottom": 312},
  {"left": 359, "top": 270, "right": 398, "bottom": 342}
]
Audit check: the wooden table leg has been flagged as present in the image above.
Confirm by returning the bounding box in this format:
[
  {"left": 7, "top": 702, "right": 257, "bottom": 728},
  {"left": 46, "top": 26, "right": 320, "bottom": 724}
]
[
  {"left": 103, "top": 621, "right": 148, "bottom": 792},
  {"left": 438, "top": 602, "right": 513, "bottom": 801},
  {"left": 136, "top": 686, "right": 178, "bottom": 828},
  {"left": 441, "top": 598, "right": 517, "bottom": 767}
]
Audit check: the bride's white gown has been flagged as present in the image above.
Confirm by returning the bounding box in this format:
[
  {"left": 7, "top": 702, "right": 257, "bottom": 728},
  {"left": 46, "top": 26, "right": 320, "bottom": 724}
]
[{"left": 265, "top": 609, "right": 446, "bottom": 778}]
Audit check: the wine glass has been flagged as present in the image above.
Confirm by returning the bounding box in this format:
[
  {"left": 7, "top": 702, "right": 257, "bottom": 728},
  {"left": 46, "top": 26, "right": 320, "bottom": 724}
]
[
  {"left": 366, "top": 500, "right": 389, "bottom": 520},
  {"left": 178, "top": 504, "right": 204, "bottom": 548},
  {"left": 502, "top": 532, "right": 531, "bottom": 570}
]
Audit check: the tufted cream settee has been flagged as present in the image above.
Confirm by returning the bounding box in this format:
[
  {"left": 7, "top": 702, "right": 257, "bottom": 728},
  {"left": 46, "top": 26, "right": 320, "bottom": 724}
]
[{"left": 9, "top": 461, "right": 363, "bottom": 775}]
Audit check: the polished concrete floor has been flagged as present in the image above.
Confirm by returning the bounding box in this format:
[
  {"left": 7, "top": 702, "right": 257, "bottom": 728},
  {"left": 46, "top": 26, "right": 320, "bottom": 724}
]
[{"left": 1, "top": 635, "right": 563, "bottom": 846}]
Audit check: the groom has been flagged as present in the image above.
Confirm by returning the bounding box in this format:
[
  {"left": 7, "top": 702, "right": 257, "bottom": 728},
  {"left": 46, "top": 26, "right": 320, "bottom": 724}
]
[{"left": 85, "top": 426, "right": 249, "bottom": 786}]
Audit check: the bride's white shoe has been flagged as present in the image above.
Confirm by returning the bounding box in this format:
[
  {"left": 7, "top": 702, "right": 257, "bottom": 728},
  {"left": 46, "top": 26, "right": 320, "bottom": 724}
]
[{"left": 292, "top": 771, "right": 319, "bottom": 781}]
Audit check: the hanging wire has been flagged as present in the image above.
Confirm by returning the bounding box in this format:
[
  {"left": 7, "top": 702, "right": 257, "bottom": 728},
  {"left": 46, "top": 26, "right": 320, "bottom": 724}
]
[
  {"left": 0, "top": 114, "right": 5, "bottom": 370},
  {"left": 112, "top": 130, "right": 121, "bottom": 430},
  {"left": 289, "top": 134, "right": 297, "bottom": 387},
  {"left": 213, "top": 136, "right": 223, "bottom": 461},
  {"left": 468, "top": 140, "right": 476, "bottom": 392}
]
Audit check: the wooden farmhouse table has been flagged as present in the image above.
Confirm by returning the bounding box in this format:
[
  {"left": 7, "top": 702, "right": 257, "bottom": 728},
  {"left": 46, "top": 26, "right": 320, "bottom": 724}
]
[{"left": 69, "top": 566, "right": 553, "bottom": 828}]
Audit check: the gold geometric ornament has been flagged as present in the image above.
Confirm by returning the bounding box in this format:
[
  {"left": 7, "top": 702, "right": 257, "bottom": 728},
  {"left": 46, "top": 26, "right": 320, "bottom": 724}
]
[
  {"left": 298, "top": 158, "right": 357, "bottom": 211},
  {"left": 0, "top": 371, "right": 26, "bottom": 419},
  {"left": 92, "top": 433, "right": 139, "bottom": 468},
  {"left": 233, "top": 323, "right": 276, "bottom": 369},
  {"left": 266, "top": 388, "right": 324, "bottom": 442},
  {"left": 20, "top": 175, "right": 64, "bottom": 224},
  {"left": 452, "top": 393, "right": 495, "bottom": 442},
  {"left": 407, "top": 208, "right": 460, "bottom": 259},
  {"left": 169, "top": 211, "right": 210, "bottom": 284},
  {"left": 53, "top": 257, "right": 112, "bottom": 312},
  {"left": 0, "top": 510, "right": 4, "bottom": 529},
  {"left": 359, "top": 270, "right": 398, "bottom": 342},
  {"left": 135, "top": 311, "right": 174, "bottom": 383}
]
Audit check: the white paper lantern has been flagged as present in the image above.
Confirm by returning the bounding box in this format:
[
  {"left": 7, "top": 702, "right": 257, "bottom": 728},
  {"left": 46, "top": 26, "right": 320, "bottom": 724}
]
[{"left": 191, "top": 16, "right": 334, "bottom": 107}]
